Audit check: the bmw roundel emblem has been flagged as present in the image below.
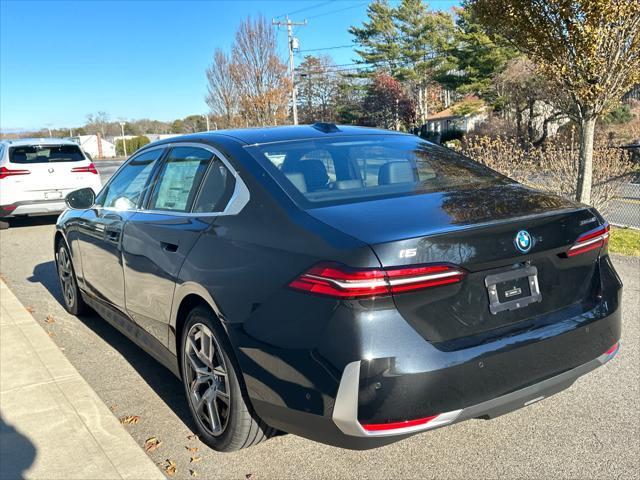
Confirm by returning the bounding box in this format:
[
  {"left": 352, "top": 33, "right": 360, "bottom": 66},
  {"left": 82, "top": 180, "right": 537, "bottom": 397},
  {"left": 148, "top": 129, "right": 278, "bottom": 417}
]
[{"left": 515, "top": 230, "right": 532, "bottom": 253}]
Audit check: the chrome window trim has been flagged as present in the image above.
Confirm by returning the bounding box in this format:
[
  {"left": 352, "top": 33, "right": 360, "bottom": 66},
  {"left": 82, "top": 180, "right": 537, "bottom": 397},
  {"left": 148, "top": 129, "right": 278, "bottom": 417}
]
[{"left": 95, "top": 142, "right": 249, "bottom": 218}]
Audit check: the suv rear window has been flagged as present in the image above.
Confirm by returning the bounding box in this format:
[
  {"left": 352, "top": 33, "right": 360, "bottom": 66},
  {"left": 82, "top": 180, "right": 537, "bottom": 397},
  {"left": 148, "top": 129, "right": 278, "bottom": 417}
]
[
  {"left": 9, "top": 144, "right": 86, "bottom": 164},
  {"left": 247, "top": 135, "right": 510, "bottom": 208}
]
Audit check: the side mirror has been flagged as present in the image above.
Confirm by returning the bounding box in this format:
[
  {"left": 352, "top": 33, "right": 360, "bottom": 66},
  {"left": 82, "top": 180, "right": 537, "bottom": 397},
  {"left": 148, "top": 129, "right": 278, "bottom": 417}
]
[{"left": 66, "top": 188, "right": 96, "bottom": 210}]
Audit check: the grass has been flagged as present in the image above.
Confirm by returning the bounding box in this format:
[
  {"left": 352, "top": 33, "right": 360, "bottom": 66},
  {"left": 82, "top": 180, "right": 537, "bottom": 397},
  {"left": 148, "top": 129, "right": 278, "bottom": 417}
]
[{"left": 609, "top": 226, "right": 640, "bottom": 256}]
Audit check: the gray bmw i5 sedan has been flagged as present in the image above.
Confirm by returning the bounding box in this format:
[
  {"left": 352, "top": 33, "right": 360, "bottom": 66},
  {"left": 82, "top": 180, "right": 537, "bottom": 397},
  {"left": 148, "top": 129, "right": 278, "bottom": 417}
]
[{"left": 55, "top": 124, "right": 621, "bottom": 452}]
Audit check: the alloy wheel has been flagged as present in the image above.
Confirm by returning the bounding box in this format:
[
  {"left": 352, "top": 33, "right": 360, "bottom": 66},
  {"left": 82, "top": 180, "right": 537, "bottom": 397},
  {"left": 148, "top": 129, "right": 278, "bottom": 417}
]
[
  {"left": 184, "top": 323, "right": 230, "bottom": 437},
  {"left": 57, "top": 246, "right": 75, "bottom": 308}
]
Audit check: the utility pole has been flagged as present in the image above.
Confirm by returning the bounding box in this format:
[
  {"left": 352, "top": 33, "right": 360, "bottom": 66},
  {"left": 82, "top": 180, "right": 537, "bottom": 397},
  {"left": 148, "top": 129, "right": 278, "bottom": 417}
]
[
  {"left": 119, "top": 122, "right": 127, "bottom": 157},
  {"left": 273, "top": 16, "right": 306, "bottom": 125},
  {"left": 201, "top": 114, "right": 210, "bottom": 131}
]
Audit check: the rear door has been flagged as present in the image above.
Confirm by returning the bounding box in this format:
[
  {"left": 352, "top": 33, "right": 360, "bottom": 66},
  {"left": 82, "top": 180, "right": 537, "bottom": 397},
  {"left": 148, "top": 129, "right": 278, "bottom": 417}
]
[{"left": 122, "top": 144, "right": 236, "bottom": 344}]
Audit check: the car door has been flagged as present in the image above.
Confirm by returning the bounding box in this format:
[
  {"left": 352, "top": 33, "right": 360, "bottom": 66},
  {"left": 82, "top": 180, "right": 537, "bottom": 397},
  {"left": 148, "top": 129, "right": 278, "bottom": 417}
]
[
  {"left": 76, "top": 147, "right": 165, "bottom": 309},
  {"left": 122, "top": 144, "right": 237, "bottom": 344}
]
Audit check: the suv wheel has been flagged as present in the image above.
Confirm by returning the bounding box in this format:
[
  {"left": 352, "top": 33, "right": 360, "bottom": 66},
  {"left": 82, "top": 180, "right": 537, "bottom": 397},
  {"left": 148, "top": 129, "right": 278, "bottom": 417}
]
[{"left": 181, "top": 306, "right": 274, "bottom": 452}]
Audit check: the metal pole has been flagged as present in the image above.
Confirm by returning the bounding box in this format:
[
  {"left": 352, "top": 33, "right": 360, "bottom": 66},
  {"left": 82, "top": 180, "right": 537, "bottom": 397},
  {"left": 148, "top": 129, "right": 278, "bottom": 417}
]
[
  {"left": 120, "top": 122, "right": 127, "bottom": 157},
  {"left": 273, "top": 17, "right": 306, "bottom": 126},
  {"left": 202, "top": 114, "right": 210, "bottom": 131}
]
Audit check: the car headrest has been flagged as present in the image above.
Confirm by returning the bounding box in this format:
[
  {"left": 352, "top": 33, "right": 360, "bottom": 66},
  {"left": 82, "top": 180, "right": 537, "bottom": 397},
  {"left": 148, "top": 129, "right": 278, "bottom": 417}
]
[
  {"left": 378, "top": 161, "right": 417, "bottom": 185},
  {"left": 332, "top": 179, "right": 364, "bottom": 190},
  {"left": 285, "top": 172, "right": 307, "bottom": 193},
  {"left": 298, "top": 160, "right": 329, "bottom": 191}
]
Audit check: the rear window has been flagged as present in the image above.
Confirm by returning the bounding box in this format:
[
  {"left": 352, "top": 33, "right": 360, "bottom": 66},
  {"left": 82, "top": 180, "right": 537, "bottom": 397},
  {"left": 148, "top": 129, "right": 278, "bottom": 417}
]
[
  {"left": 9, "top": 144, "right": 85, "bottom": 164},
  {"left": 247, "top": 135, "right": 511, "bottom": 208}
]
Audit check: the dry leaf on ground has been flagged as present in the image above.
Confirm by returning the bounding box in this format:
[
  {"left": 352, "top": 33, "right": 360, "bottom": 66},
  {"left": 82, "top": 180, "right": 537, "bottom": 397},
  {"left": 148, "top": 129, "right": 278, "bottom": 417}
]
[
  {"left": 119, "top": 415, "right": 140, "bottom": 425},
  {"left": 165, "top": 459, "right": 177, "bottom": 477},
  {"left": 45, "top": 315, "right": 55, "bottom": 324},
  {"left": 187, "top": 434, "right": 198, "bottom": 441},
  {"left": 144, "top": 436, "right": 162, "bottom": 452},
  {"left": 190, "top": 470, "right": 198, "bottom": 477},
  {"left": 190, "top": 456, "right": 202, "bottom": 463},
  {"left": 246, "top": 474, "right": 253, "bottom": 479},
  {"left": 185, "top": 446, "right": 199, "bottom": 453},
  {"left": 47, "top": 331, "right": 54, "bottom": 337},
  {"left": 25, "top": 306, "right": 35, "bottom": 313}
]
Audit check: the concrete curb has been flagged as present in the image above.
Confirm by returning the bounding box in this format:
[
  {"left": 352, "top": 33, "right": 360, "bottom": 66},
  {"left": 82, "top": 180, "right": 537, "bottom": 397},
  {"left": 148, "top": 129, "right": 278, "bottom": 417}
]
[{"left": 0, "top": 280, "right": 165, "bottom": 480}]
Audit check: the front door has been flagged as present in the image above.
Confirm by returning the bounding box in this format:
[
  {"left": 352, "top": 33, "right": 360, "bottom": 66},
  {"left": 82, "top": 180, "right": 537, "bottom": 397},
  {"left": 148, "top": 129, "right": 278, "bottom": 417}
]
[{"left": 76, "top": 147, "right": 165, "bottom": 310}]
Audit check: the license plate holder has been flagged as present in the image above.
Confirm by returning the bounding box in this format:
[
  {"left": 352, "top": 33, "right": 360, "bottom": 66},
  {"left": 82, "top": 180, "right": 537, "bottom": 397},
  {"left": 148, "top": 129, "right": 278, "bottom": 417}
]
[
  {"left": 44, "top": 191, "right": 63, "bottom": 200},
  {"left": 485, "top": 266, "right": 542, "bottom": 315}
]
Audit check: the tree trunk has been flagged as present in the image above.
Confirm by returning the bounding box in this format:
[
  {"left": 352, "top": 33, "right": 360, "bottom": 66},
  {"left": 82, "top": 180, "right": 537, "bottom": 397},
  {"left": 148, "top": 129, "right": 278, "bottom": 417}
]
[{"left": 576, "top": 116, "right": 597, "bottom": 204}]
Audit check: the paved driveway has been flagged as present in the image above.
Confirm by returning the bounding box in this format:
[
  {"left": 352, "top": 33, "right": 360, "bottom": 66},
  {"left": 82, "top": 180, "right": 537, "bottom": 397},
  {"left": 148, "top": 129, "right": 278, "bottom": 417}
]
[{"left": 0, "top": 219, "right": 638, "bottom": 479}]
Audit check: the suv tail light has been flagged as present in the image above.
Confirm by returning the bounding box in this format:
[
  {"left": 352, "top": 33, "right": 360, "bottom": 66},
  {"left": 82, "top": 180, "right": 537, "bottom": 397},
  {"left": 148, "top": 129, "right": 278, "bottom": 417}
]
[
  {"left": 289, "top": 262, "right": 466, "bottom": 299},
  {"left": 567, "top": 223, "right": 610, "bottom": 257},
  {"left": 71, "top": 163, "right": 98, "bottom": 174},
  {"left": 0, "top": 166, "right": 31, "bottom": 180}
]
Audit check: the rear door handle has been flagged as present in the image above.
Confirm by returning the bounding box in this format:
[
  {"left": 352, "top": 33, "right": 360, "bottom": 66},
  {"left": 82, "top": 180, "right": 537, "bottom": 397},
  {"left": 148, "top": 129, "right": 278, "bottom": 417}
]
[{"left": 161, "top": 241, "right": 179, "bottom": 252}]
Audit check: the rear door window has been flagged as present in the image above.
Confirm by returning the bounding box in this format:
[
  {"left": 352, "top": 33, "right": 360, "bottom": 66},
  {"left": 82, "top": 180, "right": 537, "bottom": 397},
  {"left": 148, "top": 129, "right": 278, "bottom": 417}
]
[
  {"left": 148, "top": 146, "right": 212, "bottom": 213},
  {"left": 9, "top": 145, "right": 86, "bottom": 163}
]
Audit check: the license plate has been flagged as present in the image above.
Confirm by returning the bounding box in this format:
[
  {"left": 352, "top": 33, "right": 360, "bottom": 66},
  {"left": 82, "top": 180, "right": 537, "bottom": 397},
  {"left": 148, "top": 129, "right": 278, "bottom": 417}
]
[
  {"left": 485, "top": 266, "right": 542, "bottom": 315},
  {"left": 45, "top": 191, "right": 63, "bottom": 200}
]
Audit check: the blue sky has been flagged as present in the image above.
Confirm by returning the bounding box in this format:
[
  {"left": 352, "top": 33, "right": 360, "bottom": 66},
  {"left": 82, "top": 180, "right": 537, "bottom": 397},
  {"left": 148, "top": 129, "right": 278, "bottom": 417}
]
[{"left": 0, "top": 0, "right": 460, "bottom": 131}]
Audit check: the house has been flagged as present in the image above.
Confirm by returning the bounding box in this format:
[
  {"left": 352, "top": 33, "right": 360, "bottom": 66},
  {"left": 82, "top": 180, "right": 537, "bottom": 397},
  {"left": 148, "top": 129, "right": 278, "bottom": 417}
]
[
  {"left": 72, "top": 134, "right": 116, "bottom": 159},
  {"left": 422, "top": 102, "right": 488, "bottom": 136}
]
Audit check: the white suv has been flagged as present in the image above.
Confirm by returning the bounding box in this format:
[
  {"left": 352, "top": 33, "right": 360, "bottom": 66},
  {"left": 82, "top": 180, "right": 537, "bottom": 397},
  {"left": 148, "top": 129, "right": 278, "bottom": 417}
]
[{"left": 0, "top": 138, "right": 102, "bottom": 218}]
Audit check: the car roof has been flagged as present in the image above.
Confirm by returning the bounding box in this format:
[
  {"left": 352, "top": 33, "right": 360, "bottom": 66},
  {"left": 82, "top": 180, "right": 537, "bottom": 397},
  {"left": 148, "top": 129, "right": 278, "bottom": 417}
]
[
  {"left": 0, "top": 137, "right": 79, "bottom": 147},
  {"left": 141, "top": 124, "right": 411, "bottom": 150}
]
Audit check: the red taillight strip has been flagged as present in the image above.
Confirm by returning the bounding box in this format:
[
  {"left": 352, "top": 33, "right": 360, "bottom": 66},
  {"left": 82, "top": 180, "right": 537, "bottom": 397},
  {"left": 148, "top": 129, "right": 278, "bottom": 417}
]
[
  {"left": 362, "top": 415, "right": 438, "bottom": 432},
  {"left": 0, "top": 166, "right": 31, "bottom": 179},
  {"left": 71, "top": 163, "right": 98, "bottom": 174},
  {"left": 289, "top": 262, "right": 466, "bottom": 299},
  {"left": 567, "top": 223, "right": 610, "bottom": 257},
  {"left": 604, "top": 342, "right": 619, "bottom": 356}
]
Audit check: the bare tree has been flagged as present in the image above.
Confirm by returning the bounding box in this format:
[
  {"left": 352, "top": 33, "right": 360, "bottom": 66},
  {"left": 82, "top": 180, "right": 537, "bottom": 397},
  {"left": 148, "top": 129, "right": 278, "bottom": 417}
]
[
  {"left": 85, "top": 111, "right": 110, "bottom": 137},
  {"left": 206, "top": 49, "right": 239, "bottom": 128},
  {"left": 229, "top": 15, "right": 291, "bottom": 126}
]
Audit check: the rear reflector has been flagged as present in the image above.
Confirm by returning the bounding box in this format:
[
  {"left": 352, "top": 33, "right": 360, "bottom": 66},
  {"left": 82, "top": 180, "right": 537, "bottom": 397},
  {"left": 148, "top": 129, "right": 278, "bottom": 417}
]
[
  {"left": 0, "top": 166, "right": 31, "bottom": 180},
  {"left": 567, "top": 223, "right": 610, "bottom": 257},
  {"left": 361, "top": 415, "right": 438, "bottom": 432},
  {"left": 289, "top": 262, "right": 466, "bottom": 299},
  {"left": 71, "top": 163, "right": 98, "bottom": 174},
  {"left": 604, "top": 342, "right": 619, "bottom": 356}
]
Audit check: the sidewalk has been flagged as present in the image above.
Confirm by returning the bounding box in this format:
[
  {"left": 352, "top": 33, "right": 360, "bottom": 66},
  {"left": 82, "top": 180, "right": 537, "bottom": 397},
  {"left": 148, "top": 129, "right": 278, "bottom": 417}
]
[{"left": 0, "top": 280, "right": 164, "bottom": 480}]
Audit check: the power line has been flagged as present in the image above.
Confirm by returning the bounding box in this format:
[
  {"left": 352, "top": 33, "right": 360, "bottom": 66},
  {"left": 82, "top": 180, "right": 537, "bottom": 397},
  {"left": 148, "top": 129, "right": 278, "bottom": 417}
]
[
  {"left": 274, "top": 0, "right": 334, "bottom": 19},
  {"left": 306, "top": 1, "right": 369, "bottom": 19},
  {"left": 298, "top": 44, "right": 353, "bottom": 53}
]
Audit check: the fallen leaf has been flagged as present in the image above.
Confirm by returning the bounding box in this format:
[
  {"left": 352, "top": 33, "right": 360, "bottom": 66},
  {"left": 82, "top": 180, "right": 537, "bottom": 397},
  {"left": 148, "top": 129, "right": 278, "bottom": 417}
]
[
  {"left": 186, "top": 434, "right": 198, "bottom": 441},
  {"left": 45, "top": 315, "right": 55, "bottom": 324},
  {"left": 185, "top": 446, "right": 199, "bottom": 453},
  {"left": 144, "top": 436, "right": 162, "bottom": 452},
  {"left": 190, "top": 456, "right": 202, "bottom": 463},
  {"left": 109, "top": 404, "right": 117, "bottom": 412},
  {"left": 119, "top": 415, "right": 140, "bottom": 425},
  {"left": 47, "top": 331, "right": 54, "bottom": 337},
  {"left": 25, "top": 306, "right": 35, "bottom": 313},
  {"left": 190, "top": 470, "right": 198, "bottom": 477},
  {"left": 246, "top": 474, "right": 253, "bottom": 479},
  {"left": 165, "top": 459, "right": 177, "bottom": 477}
]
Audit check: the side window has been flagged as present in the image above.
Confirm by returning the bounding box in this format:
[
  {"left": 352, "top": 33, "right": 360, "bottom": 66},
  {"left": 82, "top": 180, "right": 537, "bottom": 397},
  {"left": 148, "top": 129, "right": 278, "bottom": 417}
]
[
  {"left": 193, "top": 158, "right": 236, "bottom": 213},
  {"left": 96, "top": 148, "right": 163, "bottom": 209},
  {"left": 148, "top": 146, "right": 212, "bottom": 212}
]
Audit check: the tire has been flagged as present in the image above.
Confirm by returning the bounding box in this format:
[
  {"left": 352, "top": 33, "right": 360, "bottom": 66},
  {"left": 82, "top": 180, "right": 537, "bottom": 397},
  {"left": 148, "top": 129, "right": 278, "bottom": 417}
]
[
  {"left": 55, "top": 240, "right": 87, "bottom": 316},
  {"left": 180, "top": 306, "right": 274, "bottom": 452}
]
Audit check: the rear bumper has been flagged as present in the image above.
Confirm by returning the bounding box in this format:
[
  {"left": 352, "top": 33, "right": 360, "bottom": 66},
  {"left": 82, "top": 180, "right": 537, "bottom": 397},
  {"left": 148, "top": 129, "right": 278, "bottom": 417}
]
[
  {"left": 0, "top": 199, "right": 66, "bottom": 217},
  {"left": 333, "top": 342, "right": 619, "bottom": 438}
]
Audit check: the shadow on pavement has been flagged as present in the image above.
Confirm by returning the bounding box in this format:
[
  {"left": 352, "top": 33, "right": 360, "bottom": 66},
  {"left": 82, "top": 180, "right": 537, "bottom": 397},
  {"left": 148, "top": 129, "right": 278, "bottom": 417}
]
[
  {"left": 29, "top": 260, "right": 195, "bottom": 432},
  {"left": 4, "top": 215, "right": 59, "bottom": 229},
  {"left": 0, "top": 414, "right": 36, "bottom": 480}
]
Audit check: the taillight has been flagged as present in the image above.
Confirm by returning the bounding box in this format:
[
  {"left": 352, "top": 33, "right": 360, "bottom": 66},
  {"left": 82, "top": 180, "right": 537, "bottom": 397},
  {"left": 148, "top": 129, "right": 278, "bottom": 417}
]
[
  {"left": 71, "top": 163, "right": 98, "bottom": 174},
  {"left": 289, "top": 262, "right": 466, "bottom": 299},
  {"left": 567, "top": 223, "right": 610, "bottom": 257},
  {"left": 0, "top": 166, "right": 31, "bottom": 180}
]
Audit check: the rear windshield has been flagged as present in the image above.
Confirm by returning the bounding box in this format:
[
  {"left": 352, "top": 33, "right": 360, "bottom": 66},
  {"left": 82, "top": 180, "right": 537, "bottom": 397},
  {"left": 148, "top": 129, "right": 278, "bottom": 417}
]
[
  {"left": 9, "top": 144, "right": 85, "bottom": 164},
  {"left": 246, "top": 135, "right": 511, "bottom": 208}
]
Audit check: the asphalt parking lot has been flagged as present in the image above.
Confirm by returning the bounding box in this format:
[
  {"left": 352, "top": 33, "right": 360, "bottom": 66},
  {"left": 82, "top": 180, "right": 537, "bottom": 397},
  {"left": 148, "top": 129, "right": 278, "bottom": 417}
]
[{"left": 0, "top": 216, "right": 638, "bottom": 479}]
